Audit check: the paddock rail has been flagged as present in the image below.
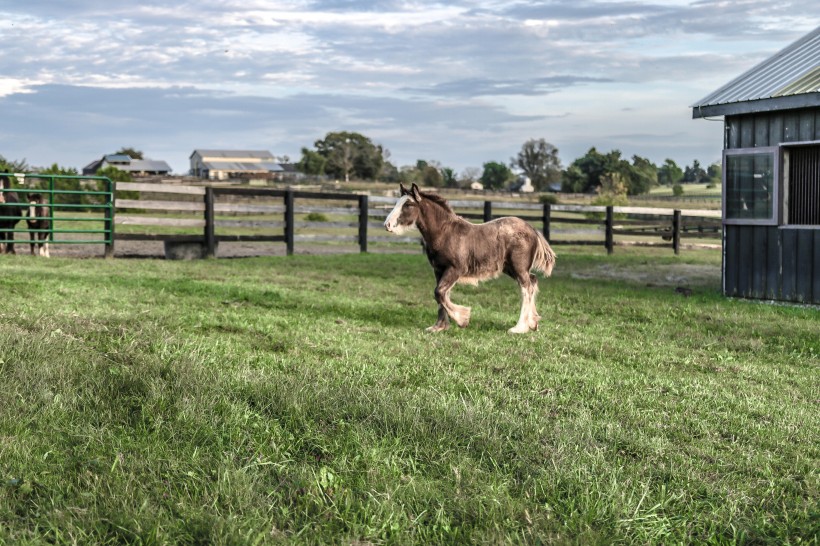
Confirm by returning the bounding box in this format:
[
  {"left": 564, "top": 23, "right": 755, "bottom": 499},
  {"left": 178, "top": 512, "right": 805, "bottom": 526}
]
[{"left": 112, "top": 182, "right": 722, "bottom": 256}]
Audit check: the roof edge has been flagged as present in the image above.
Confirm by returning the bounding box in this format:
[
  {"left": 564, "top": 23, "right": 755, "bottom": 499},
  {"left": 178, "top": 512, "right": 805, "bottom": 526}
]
[{"left": 692, "top": 93, "right": 820, "bottom": 118}]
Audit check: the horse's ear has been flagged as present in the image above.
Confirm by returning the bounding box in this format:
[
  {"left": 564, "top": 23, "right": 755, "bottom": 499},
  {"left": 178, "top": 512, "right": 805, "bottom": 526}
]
[
  {"left": 399, "top": 183, "right": 409, "bottom": 196},
  {"left": 411, "top": 183, "right": 422, "bottom": 201}
]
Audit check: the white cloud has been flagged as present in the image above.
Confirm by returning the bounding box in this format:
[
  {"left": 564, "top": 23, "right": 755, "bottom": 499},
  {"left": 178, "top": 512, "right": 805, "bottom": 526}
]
[{"left": 0, "top": 1, "right": 817, "bottom": 172}]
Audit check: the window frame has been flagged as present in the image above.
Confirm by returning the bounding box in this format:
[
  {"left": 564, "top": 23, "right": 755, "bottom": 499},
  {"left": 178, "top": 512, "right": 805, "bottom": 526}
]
[
  {"left": 781, "top": 140, "right": 820, "bottom": 228},
  {"left": 721, "top": 146, "right": 781, "bottom": 226}
]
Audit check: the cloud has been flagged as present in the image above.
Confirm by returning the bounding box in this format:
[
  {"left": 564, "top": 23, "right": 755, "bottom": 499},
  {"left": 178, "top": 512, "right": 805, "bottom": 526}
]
[
  {"left": 0, "top": 1, "right": 817, "bottom": 174},
  {"left": 403, "top": 75, "right": 613, "bottom": 98}
]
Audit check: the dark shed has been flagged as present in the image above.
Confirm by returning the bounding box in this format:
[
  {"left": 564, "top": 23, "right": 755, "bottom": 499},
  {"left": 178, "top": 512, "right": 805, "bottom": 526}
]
[{"left": 692, "top": 26, "right": 820, "bottom": 305}]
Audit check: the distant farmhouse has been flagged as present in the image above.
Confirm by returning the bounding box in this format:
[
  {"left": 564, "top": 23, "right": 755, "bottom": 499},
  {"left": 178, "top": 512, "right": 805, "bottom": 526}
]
[
  {"left": 82, "top": 154, "right": 172, "bottom": 176},
  {"left": 692, "top": 25, "right": 820, "bottom": 305},
  {"left": 189, "top": 149, "right": 285, "bottom": 180}
]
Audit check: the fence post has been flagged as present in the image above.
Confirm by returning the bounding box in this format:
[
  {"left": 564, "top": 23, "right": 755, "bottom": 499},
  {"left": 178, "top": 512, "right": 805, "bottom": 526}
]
[
  {"left": 104, "top": 178, "right": 114, "bottom": 258},
  {"left": 542, "top": 202, "right": 551, "bottom": 242},
  {"left": 285, "top": 189, "right": 294, "bottom": 256},
  {"left": 672, "top": 209, "right": 681, "bottom": 255},
  {"left": 204, "top": 187, "right": 216, "bottom": 258},
  {"left": 483, "top": 201, "right": 492, "bottom": 223},
  {"left": 358, "top": 194, "right": 368, "bottom": 253},
  {"left": 605, "top": 205, "right": 614, "bottom": 255}
]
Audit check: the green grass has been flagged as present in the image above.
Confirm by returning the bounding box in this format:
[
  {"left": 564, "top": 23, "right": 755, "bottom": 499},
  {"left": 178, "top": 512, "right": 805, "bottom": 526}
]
[{"left": 0, "top": 249, "right": 817, "bottom": 544}]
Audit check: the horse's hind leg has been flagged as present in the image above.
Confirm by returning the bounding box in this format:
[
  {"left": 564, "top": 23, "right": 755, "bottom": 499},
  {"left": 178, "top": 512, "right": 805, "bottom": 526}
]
[{"left": 509, "top": 272, "right": 538, "bottom": 334}]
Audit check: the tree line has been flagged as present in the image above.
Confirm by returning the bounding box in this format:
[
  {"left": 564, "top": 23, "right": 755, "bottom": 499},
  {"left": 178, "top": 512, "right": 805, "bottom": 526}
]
[
  {"left": 3, "top": 136, "right": 720, "bottom": 198},
  {"left": 295, "top": 132, "right": 720, "bottom": 195}
]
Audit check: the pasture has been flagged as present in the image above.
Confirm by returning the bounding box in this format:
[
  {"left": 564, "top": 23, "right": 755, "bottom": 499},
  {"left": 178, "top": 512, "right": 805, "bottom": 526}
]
[{"left": 0, "top": 248, "right": 817, "bottom": 544}]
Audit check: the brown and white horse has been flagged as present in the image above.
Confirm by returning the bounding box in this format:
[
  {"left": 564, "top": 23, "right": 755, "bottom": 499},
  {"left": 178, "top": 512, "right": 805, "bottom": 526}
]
[
  {"left": 26, "top": 193, "right": 50, "bottom": 257},
  {"left": 384, "top": 183, "right": 556, "bottom": 333}
]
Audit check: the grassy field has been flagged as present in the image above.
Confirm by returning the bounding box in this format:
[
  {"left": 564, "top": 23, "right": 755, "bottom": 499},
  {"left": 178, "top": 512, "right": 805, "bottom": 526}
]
[{"left": 0, "top": 248, "right": 817, "bottom": 544}]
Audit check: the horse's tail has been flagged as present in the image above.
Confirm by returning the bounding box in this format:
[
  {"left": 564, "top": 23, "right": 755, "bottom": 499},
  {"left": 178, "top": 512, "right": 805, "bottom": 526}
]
[{"left": 531, "top": 230, "right": 556, "bottom": 277}]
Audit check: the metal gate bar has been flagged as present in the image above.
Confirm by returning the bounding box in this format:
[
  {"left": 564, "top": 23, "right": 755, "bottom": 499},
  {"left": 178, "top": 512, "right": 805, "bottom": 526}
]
[{"left": 0, "top": 174, "right": 114, "bottom": 253}]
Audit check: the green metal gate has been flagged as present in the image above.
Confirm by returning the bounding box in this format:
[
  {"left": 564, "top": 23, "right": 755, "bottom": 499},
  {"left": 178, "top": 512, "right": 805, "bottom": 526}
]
[{"left": 0, "top": 173, "right": 115, "bottom": 256}]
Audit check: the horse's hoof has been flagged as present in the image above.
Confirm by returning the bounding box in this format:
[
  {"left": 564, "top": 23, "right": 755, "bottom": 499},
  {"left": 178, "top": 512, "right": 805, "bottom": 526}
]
[
  {"left": 426, "top": 324, "right": 449, "bottom": 333},
  {"left": 453, "top": 307, "right": 471, "bottom": 328},
  {"left": 508, "top": 325, "right": 531, "bottom": 334}
]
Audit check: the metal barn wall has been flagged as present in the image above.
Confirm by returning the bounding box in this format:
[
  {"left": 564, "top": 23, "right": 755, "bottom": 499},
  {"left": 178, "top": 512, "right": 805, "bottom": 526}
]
[{"left": 723, "top": 107, "right": 820, "bottom": 304}]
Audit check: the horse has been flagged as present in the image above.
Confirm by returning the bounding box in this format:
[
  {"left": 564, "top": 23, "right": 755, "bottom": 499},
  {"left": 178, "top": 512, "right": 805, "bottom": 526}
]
[
  {"left": 0, "top": 175, "right": 21, "bottom": 254},
  {"left": 26, "top": 193, "right": 51, "bottom": 257},
  {"left": 384, "top": 183, "right": 556, "bottom": 333}
]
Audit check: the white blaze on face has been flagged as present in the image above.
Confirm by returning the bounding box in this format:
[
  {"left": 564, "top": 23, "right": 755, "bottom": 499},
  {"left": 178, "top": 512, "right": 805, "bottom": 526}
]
[
  {"left": 383, "top": 195, "right": 416, "bottom": 234},
  {"left": 29, "top": 202, "right": 36, "bottom": 220}
]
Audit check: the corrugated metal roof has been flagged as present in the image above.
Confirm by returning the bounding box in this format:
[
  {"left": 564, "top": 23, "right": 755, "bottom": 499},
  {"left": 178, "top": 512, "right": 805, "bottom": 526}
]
[
  {"left": 203, "top": 161, "right": 283, "bottom": 172},
  {"left": 124, "top": 160, "right": 172, "bottom": 172},
  {"left": 193, "top": 150, "right": 275, "bottom": 160},
  {"left": 692, "top": 26, "right": 820, "bottom": 109}
]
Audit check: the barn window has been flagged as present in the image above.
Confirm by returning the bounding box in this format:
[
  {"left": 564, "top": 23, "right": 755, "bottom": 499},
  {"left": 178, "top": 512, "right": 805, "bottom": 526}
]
[
  {"left": 784, "top": 144, "right": 820, "bottom": 226},
  {"left": 722, "top": 147, "right": 779, "bottom": 225}
]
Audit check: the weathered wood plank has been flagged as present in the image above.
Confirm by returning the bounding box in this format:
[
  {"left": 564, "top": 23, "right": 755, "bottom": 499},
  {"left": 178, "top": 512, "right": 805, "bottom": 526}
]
[
  {"left": 215, "top": 220, "right": 285, "bottom": 229},
  {"left": 751, "top": 225, "right": 767, "bottom": 298},
  {"left": 813, "top": 230, "right": 820, "bottom": 304},
  {"left": 214, "top": 203, "right": 285, "bottom": 213},
  {"left": 766, "top": 226, "right": 780, "bottom": 300},
  {"left": 724, "top": 225, "right": 739, "bottom": 297},
  {"left": 117, "top": 182, "right": 206, "bottom": 195},
  {"left": 115, "top": 215, "right": 206, "bottom": 227},
  {"left": 116, "top": 199, "right": 205, "bottom": 212},
  {"left": 294, "top": 234, "right": 358, "bottom": 243},
  {"left": 795, "top": 229, "right": 813, "bottom": 303},
  {"left": 781, "top": 228, "right": 798, "bottom": 300}
]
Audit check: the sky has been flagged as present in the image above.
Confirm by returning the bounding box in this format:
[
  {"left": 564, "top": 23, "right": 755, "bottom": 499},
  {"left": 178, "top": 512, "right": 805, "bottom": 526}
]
[{"left": 0, "top": 1, "right": 818, "bottom": 177}]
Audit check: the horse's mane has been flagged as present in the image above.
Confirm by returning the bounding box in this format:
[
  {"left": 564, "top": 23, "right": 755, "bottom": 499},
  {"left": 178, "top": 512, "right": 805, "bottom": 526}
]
[{"left": 419, "top": 190, "right": 454, "bottom": 214}]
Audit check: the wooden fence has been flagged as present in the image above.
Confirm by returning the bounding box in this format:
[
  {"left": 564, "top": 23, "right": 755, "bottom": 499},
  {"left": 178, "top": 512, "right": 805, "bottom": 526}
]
[{"left": 113, "top": 183, "right": 722, "bottom": 256}]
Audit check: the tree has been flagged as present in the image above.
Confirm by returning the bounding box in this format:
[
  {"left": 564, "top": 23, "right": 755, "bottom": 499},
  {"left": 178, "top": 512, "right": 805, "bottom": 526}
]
[
  {"left": 658, "top": 159, "right": 683, "bottom": 186},
  {"left": 706, "top": 162, "right": 722, "bottom": 186},
  {"left": 0, "top": 155, "right": 29, "bottom": 174},
  {"left": 480, "top": 161, "right": 513, "bottom": 190},
  {"left": 511, "top": 139, "right": 562, "bottom": 191},
  {"left": 683, "top": 160, "right": 707, "bottom": 183},
  {"left": 593, "top": 172, "right": 629, "bottom": 207},
  {"left": 441, "top": 167, "right": 458, "bottom": 188},
  {"left": 313, "top": 131, "right": 385, "bottom": 181},
  {"left": 561, "top": 148, "right": 627, "bottom": 193},
  {"left": 115, "top": 147, "right": 144, "bottom": 159},
  {"left": 296, "top": 147, "right": 327, "bottom": 175},
  {"left": 421, "top": 165, "right": 443, "bottom": 187},
  {"left": 561, "top": 148, "right": 655, "bottom": 195},
  {"left": 629, "top": 155, "right": 658, "bottom": 195}
]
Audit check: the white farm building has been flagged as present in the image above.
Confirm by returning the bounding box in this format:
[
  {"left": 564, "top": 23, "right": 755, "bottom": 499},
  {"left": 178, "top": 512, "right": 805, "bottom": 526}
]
[{"left": 189, "top": 149, "right": 284, "bottom": 180}]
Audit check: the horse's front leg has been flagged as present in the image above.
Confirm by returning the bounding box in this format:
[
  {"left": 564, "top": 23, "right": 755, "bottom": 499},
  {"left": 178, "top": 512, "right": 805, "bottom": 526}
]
[
  {"left": 428, "top": 268, "right": 471, "bottom": 332},
  {"left": 509, "top": 273, "right": 539, "bottom": 334}
]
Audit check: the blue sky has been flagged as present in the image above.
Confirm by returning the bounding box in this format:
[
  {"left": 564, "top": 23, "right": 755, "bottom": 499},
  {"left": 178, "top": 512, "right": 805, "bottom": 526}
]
[{"left": 0, "top": 1, "right": 817, "bottom": 176}]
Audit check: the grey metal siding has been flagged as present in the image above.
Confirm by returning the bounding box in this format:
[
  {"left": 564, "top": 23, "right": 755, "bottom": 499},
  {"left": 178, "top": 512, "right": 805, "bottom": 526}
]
[{"left": 723, "top": 106, "right": 820, "bottom": 305}]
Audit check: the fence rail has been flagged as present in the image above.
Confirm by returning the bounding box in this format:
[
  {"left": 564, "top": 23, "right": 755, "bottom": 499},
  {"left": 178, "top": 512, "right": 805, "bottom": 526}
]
[
  {"left": 112, "top": 182, "right": 722, "bottom": 256},
  {"left": 0, "top": 176, "right": 722, "bottom": 257}
]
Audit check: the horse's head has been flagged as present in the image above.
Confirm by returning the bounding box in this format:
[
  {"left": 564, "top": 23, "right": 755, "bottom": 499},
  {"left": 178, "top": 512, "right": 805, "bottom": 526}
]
[{"left": 384, "top": 183, "right": 421, "bottom": 234}]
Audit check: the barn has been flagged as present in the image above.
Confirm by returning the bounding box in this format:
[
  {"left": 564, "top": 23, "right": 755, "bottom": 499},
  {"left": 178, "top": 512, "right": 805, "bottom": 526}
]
[
  {"left": 82, "top": 154, "right": 172, "bottom": 176},
  {"left": 692, "top": 26, "right": 820, "bottom": 305},
  {"left": 189, "top": 149, "right": 284, "bottom": 180}
]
